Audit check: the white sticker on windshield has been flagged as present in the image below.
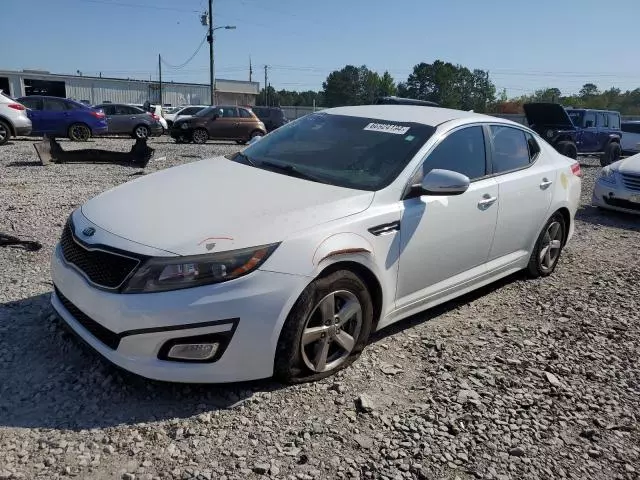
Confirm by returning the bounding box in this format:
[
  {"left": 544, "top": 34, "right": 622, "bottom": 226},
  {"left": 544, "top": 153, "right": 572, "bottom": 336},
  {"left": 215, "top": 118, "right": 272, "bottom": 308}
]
[{"left": 363, "top": 122, "right": 410, "bottom": 135}]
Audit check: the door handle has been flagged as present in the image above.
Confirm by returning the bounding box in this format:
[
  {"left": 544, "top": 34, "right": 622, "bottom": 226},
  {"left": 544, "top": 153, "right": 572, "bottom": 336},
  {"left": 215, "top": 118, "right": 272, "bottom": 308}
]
[
  {"left": 478, "top": 194, "right": 498, "bottom": 209},
  {"left": 540, "top": 178, "right": 553, "bottom": 189}
]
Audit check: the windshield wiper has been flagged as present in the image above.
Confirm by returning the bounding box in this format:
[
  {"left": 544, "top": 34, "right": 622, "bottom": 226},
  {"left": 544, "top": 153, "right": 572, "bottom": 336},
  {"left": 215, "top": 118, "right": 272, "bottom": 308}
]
[
  {"left": 232, "top": 151, "right": 257, "bottom": 166},
  {"left": 259, "top": 161, "right": 326, "bottom": 184}
]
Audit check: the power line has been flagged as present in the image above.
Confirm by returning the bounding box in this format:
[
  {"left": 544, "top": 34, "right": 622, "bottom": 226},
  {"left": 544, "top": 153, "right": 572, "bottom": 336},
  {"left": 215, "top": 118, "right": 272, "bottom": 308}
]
[
  {"left": 161, "top": 35, "right": 208, "bottom": 69},
  {"left": 76, "top": 0, "right": 200, "bottom": 12}
]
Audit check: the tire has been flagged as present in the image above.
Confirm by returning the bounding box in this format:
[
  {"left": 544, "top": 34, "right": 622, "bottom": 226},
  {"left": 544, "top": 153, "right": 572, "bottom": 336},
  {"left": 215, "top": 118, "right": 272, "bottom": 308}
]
[
  {"left": 132, "top": 124, "right": 150, "bottom": 139},
  {"left": 0, "top": 120, "right": 10, "bottom": 146},
  {"left": 600, "top": 142, "right": 621, "bottom": 167},
  {"left": 274, "top": 270, "right": 374, "bottom": 383},
  {"left": 68, "top": 123, "right": 91, "bottom": 142},
  {"left": 556, "top": 141, "right": 577, "bottom": 160},
  {"left": 527, "top": 212, "right": 566, "bottom": 278},
  {"left": 192, "top": 128, "right": 208, "bottom": 144}
]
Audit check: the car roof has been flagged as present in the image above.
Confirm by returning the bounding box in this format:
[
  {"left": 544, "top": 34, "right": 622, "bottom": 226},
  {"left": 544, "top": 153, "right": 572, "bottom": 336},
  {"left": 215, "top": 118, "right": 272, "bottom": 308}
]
[{"left": 324, "top": 105, "right": 498, "bottom": 127}]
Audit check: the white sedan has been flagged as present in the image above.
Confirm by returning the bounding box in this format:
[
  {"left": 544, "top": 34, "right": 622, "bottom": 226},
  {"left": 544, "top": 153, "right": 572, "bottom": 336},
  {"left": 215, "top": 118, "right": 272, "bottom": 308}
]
[
  {"left": 50, "top": 105, "right": 582, "bottom": 383},
  {"left": 592, "top": 153, "right": 640, "bottom": 214}
]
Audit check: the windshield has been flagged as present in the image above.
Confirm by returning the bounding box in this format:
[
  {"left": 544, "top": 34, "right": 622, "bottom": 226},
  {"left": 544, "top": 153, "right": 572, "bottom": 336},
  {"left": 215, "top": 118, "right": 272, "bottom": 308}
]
[
  {"left": 235, "top": 113, "right": 436, "bottom": 191},
  {"left": 567, "top": 111, "right": 584, "bottom": 127},
  {"left": 194, "top": 106, "right": 216, "bottom": 117}
]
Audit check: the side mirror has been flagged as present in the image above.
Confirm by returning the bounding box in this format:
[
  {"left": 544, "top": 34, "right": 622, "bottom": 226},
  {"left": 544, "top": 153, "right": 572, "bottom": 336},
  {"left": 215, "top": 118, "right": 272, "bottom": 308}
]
[
  {"left": 408, "top": 169, "right": 470, "bottom": 198},
  {"left": 247, "top": 135, "right": 263, "bottom": 146}
]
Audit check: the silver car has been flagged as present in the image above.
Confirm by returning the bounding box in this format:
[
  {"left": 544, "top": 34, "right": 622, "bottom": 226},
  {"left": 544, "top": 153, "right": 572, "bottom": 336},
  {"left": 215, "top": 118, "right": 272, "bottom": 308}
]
[
  {"left": 94, "top": 103, "right": 163, "bottom": 139},
  {"left": 0, "top": 90, "right": 32, "bottom": 145},
  {"left": 592, "top": 153, "right": 640, "bottom": 214}
]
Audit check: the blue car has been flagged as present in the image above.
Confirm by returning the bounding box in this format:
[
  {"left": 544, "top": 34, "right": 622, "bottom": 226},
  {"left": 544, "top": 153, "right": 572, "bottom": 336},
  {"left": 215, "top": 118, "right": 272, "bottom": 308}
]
[{"left": 17, "top": 95, "right": 108, "bottom": 141}]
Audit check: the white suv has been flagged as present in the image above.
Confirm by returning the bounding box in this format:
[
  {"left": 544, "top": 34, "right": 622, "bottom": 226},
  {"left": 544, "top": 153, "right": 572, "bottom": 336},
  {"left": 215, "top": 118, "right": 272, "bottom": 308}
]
[{"left": 0, "top": 91, "right": 32, "bottom": 145}]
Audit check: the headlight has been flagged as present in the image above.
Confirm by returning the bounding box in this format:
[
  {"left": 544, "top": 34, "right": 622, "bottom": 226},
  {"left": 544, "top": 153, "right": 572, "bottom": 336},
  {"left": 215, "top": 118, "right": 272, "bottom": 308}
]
[
  {"left": 180, "top": 123, "right": 190, "bottom": 130},
  {"left": 546, "top": 129, "right": 554, "bottom": 138},
  {"left": 599, "top": 167, "right": 617, "bottom": 184},
  {"left": 122, "top": 243, "right": 279, "bottom": 293}
]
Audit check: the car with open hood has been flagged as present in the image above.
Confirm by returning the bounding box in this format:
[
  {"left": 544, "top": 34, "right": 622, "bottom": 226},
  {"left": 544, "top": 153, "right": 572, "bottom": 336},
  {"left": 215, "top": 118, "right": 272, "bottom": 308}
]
[
  {"left": 50, "top": 105, "right": 581, "bottom": 383},
  {"left": 592, "top": 152, "right": 640, "bottom": 214},
  {"left": 524, "top": 103, "right": 622, "bottom": 166}
]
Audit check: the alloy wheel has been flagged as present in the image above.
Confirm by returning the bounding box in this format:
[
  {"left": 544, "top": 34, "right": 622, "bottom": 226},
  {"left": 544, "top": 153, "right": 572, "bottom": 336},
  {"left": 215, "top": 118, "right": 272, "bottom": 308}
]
[
  {"left": 193, "top": 129, "right": 208, "bottom": 144},
  {"left": 70, "top": 125, "right": 90, "bottom": 141},
  {"left": 0, "top": 123, "right": 7, "bottom": 143},
  {"left": 300, "top": 290, "right": 362, "bottom": 373},
  {"left": 135, "top": 126, "right": 149, "bottom": 138},
  {"left": 539, "top": 221, "right": 563, "bottom": 272}
]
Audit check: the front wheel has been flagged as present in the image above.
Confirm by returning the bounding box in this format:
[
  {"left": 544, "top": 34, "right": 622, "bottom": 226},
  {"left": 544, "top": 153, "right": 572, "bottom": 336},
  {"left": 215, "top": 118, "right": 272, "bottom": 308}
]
[
  {"left": 274, "top": 270, "right": 373, "bottom": 383},
  {"left": 68, "top": 123, "right": 91, "bottom": 142},
  {"left": 527, "top": 213, "right": 566, "bottom": 278},
  {"left": 192, "top": 128, "right": 208, "bottom": 144}
]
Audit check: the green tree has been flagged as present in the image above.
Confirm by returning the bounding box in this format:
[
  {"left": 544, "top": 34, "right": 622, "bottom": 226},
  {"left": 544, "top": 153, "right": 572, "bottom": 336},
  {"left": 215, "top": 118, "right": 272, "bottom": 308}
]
[
  {"left": 322, "top": 65, "right": 361, "bottom": 107},
  {"left": 579, "top": 83, "right": 599, "bottom": 98},
  {"left": 377, "top": 71, "right": 397, "bottom": 97}
]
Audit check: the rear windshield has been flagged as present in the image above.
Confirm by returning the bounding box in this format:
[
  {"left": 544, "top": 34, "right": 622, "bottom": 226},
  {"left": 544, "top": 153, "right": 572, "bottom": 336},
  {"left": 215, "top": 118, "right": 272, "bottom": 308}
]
[{"left": 235, "top": 113, "right": 436, "bottom": 191}]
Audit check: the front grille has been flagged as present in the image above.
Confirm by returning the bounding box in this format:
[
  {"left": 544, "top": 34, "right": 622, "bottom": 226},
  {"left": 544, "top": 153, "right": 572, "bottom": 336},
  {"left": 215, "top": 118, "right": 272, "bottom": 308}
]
[
  {"left": 60, "top": 223, "right": 140, "bottom": 290},
  {"left": 54, "top": 287, "right": 121, "bottom": 350},
  {"left": 620, "top": 173, "right": 640, "bottom": 192},
  {"left": 603, "top": 196, "right": 640, "bottom": 212}
]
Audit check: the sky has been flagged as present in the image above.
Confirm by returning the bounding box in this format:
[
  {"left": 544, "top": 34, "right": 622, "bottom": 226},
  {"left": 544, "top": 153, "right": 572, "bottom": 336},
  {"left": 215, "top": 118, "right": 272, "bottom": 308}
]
[{"left": 3, "top": 0, "right": 640, "bottom": 98}]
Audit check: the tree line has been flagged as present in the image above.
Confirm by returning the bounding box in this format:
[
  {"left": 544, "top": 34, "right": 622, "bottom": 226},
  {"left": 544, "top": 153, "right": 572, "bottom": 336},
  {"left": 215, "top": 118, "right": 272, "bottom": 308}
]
[{"left": 255, "top": 59, "right": 640, "bottom": 115}]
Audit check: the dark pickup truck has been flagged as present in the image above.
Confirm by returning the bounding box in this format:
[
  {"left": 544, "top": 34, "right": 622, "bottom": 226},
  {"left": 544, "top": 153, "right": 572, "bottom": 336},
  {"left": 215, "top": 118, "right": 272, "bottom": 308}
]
[{"left": 524, "top": 103, "right": 622, "bottom": 166}]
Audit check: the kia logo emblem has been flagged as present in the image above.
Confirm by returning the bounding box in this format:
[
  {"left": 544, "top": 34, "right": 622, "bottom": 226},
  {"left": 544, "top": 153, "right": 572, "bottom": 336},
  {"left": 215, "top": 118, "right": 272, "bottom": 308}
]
[{"left": 82, "top": 227, "right": 96, "bottom": 237}]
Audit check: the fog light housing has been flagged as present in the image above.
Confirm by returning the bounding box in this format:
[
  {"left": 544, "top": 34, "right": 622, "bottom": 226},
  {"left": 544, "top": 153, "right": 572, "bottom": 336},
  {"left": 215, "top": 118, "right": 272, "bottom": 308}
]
[{"left": 168, "top": 342, "right": 219, "bottom": 361}]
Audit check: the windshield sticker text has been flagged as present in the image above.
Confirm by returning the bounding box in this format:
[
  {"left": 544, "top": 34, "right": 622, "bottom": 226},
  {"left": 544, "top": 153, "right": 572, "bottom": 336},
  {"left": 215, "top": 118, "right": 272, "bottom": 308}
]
[{"left": 363, "top": 123, "right": 410, "bottom": 135}]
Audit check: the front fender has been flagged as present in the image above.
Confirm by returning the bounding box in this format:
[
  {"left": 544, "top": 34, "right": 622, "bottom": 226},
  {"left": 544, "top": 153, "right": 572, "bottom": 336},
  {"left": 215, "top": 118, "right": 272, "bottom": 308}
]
[{"left": 312, "top": 232, "right": 375, "bottom": 266}]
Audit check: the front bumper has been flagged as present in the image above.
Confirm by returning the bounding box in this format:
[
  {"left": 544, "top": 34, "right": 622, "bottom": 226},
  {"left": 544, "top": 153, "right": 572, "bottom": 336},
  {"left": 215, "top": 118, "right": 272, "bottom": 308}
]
[
  {"left": 50, "top": 244, "right": 309, "bottom": 383},
  {"left": 592, "top": 178, "right": 640, "bottom": 214}
]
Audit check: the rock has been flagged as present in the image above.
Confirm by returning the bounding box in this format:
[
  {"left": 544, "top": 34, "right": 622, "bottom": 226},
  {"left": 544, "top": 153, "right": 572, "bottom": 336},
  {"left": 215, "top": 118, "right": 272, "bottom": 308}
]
[
  {"left": 354, "top": 434, "right": 374, "bottom": 450},
  {"left": 579, "top": 429, "right": 596, "bottom": 440},
  {"left": 588, "top": 450, "right": 602, "bottom": 458},
  {"left": 506, "top": 358, "right": 522, "bottom": 366},
  {"left": 356, "top": 394, "right": 375, "bottom": 413},
  {"left": 253, "top": 463, "right": 270, "bottom": 475},
  {"left": 122, "top": 474, "right": 136, "bottom": 480},
  {"left": 380, "top": 363, "right": 403, "bottom": 375},
  {"left": 508, "top": 447, "right": 525, "bottom": 457},
  {"left": 545, "top": 372, "right": 563, "bottom": 388},
  {"left": 457, "top": 389, "right": 481, "bottom": 404},
  {"left": 103, "top": 445, "right": 116, "bottom": 454}
]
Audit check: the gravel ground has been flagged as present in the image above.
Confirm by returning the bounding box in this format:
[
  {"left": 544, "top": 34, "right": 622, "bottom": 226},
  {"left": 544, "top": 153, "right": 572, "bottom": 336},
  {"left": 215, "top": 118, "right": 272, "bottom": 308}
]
[{"left": 0, "top": 136, "right": 639, "bottom": 480}]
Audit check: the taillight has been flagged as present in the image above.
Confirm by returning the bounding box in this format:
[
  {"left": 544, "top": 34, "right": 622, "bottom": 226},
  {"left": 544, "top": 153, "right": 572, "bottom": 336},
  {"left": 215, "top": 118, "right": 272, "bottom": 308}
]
[
  {"left": 8, "top": 103, "right": 26, "bottom": 111},
  {"left": 148, "top": 112, "right": 159, "bottom": 120},
  {"left": 571, "top": 162, "right": 581, "bottom": 177},
  {"left": 90, "top": 110, "right": 105, "bottom": 119}
]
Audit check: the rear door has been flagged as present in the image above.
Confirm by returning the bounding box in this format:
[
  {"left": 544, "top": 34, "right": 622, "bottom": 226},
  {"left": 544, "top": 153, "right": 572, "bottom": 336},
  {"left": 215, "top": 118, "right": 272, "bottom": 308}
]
[
  {"left": 20, "top": 97, "right": 44, "bottom": 134},
  {"left": 595, "top": 112, "right": 610, "bottom": 151},
  {"left": 42, "top": 98, "right": 72, "bottom": 135},
  {"left": 100, "top": 104, "right": 117, "bottom": 132},
  {"left": 487, "top": 125, "right": 555, "bottom": 265}
]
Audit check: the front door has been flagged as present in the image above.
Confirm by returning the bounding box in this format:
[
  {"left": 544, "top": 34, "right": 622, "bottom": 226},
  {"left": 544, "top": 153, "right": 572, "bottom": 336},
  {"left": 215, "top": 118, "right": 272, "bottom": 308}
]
[
  {"left": 487, "top": 125, "right": 555, "bottom": 263},
  {"left": 579, "top": 111, "right": 598, "bottom": 152},
  {"left": 41, "top": 98, "right": 71, "bottom": 135},
  {"left": 396, "top": 125, "right": 499, "bottom": 309},
  {"left": 207, "top": 107, "right": 236, "bottom": 139}
]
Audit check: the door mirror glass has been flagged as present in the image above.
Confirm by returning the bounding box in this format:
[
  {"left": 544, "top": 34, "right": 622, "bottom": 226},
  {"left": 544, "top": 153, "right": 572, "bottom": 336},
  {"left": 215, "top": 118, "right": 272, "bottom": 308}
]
[{"left": 416, "top": 169, "right": 470, "bottom": 196}]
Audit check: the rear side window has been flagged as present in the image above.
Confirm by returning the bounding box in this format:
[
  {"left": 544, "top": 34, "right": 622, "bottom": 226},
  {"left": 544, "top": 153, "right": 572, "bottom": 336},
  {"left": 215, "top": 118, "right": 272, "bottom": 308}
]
[
  {"left": 490, "top": 125, "right": 531, "bottom": 174},
  {"left": 608, "top": 113, "right": 620, "bottom": 129},
  {"left": 422, "top": 126, "right": 486, "bottom": 180},
  {"left": 99, "top": 105, "right": 115, "bottom": 115},
  {"left": 597, "top": 112, "right": 608, "bottom": 127},
  {"left": 525, "top": 132, "right": 541, "bottom": 160}
]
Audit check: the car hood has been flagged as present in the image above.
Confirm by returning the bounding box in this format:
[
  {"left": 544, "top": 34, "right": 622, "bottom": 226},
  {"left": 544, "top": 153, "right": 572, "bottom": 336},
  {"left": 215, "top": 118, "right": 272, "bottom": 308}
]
[
  {"left": 81, "top": 157, "right": 374, "bottom": 255},
  {"left": 615, "top": 153, "right": 640, "bottom": 174},
  {"left": 523, "top": 103, "right": 574, "bottom": 128}
]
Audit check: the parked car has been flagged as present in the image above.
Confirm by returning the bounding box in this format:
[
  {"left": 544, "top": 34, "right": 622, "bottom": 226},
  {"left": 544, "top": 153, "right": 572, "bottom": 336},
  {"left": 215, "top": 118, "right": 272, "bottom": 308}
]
[
  {"left": 164, "top": 105, "right": 207, "bottom": 128},
  {"left": 94, "top": 103, "right": 163, "bottom": 139},
  {"left": 50, "top": 105, "right": 581, "bottom": 383},
  {"left": 0, "top": 90, "right": 31, "bottom": 145},
  {"left": 17, "top": 95, "right": 107, "bottom": 141},
  {"left": 621, "top": 121, "right": 640, "bottom": 155},
  {"left": 251, "top": 106, "right": 289, "bottom": 132},
  {"left": 523, "top": 103, "right": 622, "bottom": 166},
  {"left": 170, "top": 105, "right": 266, "bottom": 144},
  {"left": 131, "top": 104, "right": 168, "bottom": 133},
  {"left": 592, "top": 153, "right": 640, "bottom": 214},
  {"left": 374, "top": 96, "right": 440, "bottom": 107}
]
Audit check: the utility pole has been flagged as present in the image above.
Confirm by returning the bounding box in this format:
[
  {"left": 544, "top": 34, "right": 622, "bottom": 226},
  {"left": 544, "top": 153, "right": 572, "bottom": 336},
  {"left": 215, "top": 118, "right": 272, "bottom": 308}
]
[
  {"left": 207, "top": 0, "right": 215, "bottom": 105},
  {"left": 158, "top": 54, "right": 162, "bottom": 106},
  {"left": 264, "top": 65, "right": 268, "bottom": 106},
  {"left": 249, "top": 56, "right": 252, "bottom": 82}
]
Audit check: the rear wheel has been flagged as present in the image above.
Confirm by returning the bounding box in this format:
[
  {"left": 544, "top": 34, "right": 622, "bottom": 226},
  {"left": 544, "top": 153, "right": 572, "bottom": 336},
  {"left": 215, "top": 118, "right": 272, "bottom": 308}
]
[
  {"left": 192, "top": 128, "right": 208, "bottom": 144},
  {"left": 600, "top": 142, "right": 621, "bottom": 167},
  {"left": 556, "top": 141, "right": 577, "bottom": 159},
  {"left": 274, "top": 270, "right": 373, "bottom": 383},
  {"left": 68, "top": 123, "right": 91, "bottom": 142},
  {"left": 527, "top": 213, "right": 566, "bottom": 278},
  {"left": 0, "top": 120, "right": 10, "bottom": 146},
  {"left": 132, "top": 124, "right": 150, "bottom": 139}
]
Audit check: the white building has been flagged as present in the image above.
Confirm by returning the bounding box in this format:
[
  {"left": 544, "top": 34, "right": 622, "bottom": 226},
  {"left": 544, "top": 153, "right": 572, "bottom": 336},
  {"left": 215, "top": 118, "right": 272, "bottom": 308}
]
[{"left": 0, "top": 69, "right": 259, "bottom": 106}]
